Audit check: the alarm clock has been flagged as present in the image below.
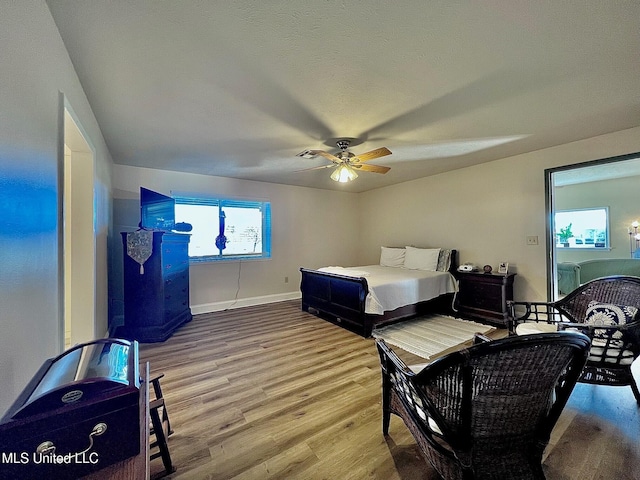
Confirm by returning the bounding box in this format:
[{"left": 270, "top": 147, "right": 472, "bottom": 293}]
[{"left": 457, "top": 264, "right": 475, "bottom": 272}]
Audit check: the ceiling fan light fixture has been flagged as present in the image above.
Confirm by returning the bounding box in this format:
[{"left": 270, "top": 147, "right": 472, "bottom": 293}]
[
  {"left": 331, "top": 163, "right": 358, "bottom": 183},
  {"left": 297, "top": 138, "right": 390, "bottom": 183}
]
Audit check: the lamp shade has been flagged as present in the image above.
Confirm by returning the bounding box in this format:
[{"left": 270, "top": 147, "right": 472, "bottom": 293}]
[{"left": 330, "top": 164, "right": 358, "bottom": 183}]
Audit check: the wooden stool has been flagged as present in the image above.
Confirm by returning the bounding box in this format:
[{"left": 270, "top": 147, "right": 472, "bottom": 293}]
[{"left": 149, "top": 373, "right": 175, "bottom": 475}]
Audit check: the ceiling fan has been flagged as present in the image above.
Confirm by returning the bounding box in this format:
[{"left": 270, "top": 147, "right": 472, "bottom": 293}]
[{"left": 296, "top": 139, "right": 391, "bottom": 183}]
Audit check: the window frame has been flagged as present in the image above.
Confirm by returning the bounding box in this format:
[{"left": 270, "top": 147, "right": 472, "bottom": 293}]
[{"left": 173, "top": 194, "right": 271, "bottom": 263}]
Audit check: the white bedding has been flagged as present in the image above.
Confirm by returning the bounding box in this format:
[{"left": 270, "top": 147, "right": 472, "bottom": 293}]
[{"left": 317, "top": 265, "right": 458, "bottom": 315}]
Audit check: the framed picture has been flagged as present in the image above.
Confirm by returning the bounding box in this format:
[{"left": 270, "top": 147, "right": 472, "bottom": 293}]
[{"left": 498, "top": 262, "right": 509, "bottom": 274}]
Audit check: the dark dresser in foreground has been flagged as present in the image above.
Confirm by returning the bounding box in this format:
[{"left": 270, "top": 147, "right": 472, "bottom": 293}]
[
  {"left": 454, "top": 271, "right": 516, "bottom": 327},
  {"left": 117, "top": 231, "right": 192, "bottom": 343}
]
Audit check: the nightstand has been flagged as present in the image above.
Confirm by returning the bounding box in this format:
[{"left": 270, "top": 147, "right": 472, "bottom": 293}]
[{"left": 454, "top": 272, "right": 516, "bottom": 327}]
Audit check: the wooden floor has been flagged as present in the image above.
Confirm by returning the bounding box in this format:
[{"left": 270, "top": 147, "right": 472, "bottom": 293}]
[{"left": 140, "top": 300, "right": 640, "bottom": 480}]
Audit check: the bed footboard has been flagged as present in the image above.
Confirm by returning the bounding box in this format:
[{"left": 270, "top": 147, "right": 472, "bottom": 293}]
[{"left": 300, "top": 268, "right": 371, "bottom": 336}]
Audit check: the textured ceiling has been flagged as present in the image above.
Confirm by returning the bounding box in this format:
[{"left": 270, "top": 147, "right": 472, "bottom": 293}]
[{"left": 47, "top": 1, "right": 640, "bottom": 192}]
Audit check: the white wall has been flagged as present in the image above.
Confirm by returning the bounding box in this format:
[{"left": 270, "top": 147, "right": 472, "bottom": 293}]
[
  {"left": 357, "top": 127, "right": 640, "bottom": 302},
  {"left": 0, "top": 1, "right": 114, "bottom": 415},
  {"left": 111, "top": 165, "right": 360, "bottom": 314}
]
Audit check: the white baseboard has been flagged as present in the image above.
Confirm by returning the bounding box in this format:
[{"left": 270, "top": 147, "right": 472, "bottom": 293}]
[{"left": 191, "top": 291, "right": 302, "bottom": 315}]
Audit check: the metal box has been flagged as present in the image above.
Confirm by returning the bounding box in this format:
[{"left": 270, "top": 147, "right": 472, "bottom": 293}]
[{"left": 0, "top": 338, "right": 140, "bottom": 479}]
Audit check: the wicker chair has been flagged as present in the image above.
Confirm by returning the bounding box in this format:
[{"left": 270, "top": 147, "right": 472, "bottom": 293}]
[
  {"left": 376, "top": 332, "right": 590, "bottom": 480},
  {"left": 508, "top": 275, "right": 640, "bottom": 403}
]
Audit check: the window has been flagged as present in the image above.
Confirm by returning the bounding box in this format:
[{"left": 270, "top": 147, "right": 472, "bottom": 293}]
[
  {"left": 174, "top": 195, "right": 271, "bottom": 262},
  {"left": 554, "top": 207, "right": 609, "bottom": 249}
]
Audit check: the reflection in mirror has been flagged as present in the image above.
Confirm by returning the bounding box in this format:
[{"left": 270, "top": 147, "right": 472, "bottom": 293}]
[{"left": 546, "top": 152, "right": 640, "bottom": 300}]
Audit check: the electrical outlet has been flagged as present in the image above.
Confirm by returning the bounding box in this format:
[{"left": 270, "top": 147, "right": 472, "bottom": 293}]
[
  {"left": 526, "top": 235, "right": 539, "bottom": 245},
  {"left": 284, "top": 276, "right": 289, "bottom": 284}
]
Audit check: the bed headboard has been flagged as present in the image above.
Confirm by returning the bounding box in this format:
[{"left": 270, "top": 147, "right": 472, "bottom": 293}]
[
  {"left": 385, "top": 246, "right": 458, "bottom": 274},
  {"left": 449, "top": 249, "right": 458, "bottom": 274}
]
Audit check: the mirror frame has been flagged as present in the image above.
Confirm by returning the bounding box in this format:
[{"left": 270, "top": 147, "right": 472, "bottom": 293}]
[{"left": 545, "top": 151, "right": 640, "bottom": 300}]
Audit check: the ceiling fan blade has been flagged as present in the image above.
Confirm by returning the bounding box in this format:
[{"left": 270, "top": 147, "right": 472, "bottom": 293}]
[
  {"left": 352, "top": 164, "right": 391, "bottom": 174},
  {"left": 315, "top": 150, "right": 342, "bottom": 163},
  {"left": 296, "top": 149, "right": 341, "bottom": 163},
  {"left": 295, "top": 164, "right": 336, "bottom": 173},
  {"left": 352, "top": 147, "right": 392, "bottom": 163}
]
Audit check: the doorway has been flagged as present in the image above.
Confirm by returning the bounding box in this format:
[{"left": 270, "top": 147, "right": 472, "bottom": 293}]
[
  {"left": 546, "top": 152, "right": 640, "bottom": 300},
  {"left": 63, "top": 107, "right": 96, "bottom": 348}
]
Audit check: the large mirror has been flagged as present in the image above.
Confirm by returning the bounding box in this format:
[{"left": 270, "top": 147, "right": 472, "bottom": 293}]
[{"left": 546, "top": 152, "right": 640, "bottom": 300}]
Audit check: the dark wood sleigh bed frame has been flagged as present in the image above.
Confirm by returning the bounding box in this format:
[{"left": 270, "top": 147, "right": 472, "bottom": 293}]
[{"left": 300, "top": 250, "right": 458, "bottom": 337}]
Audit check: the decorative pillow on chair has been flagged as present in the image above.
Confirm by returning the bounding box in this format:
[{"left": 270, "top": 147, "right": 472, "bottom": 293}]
[
  {"left": 404, "top": 246, "right": 441, "bottom": 271},
  {"left": 380, "top": 247, "right": 406, "bottom": 267},
  {"left": 583, "top": 302, "right": 638, "bottom": 365},
  {"left": 584, "top": 301, "right": 638, "bottom": 340}
]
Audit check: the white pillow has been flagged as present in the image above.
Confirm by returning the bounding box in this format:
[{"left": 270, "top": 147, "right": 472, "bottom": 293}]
[
  {"left": 404, "top": 246, "right": 441, "bottom": 271},
  {"left": 380, "top": 247, "right": 406, "bottom": 267}
]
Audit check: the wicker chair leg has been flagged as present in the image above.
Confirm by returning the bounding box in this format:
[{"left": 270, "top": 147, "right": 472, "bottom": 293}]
[
  {"left": 382, "top": 374, "right": 391, "bottom": 435},
  {"left": 382, "top": 409, "right": 391, "bottom": 435},
  {"left": 630, "top": 378, "right": 640, "bottom": 405}
]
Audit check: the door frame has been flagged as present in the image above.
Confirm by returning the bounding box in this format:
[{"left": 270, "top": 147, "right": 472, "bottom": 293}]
[
  {"left": 545, "top": 151, "right": 640, "bottom": 300},
  {"left": 59, "top": 95, "right": 97, "bottom": 350}
]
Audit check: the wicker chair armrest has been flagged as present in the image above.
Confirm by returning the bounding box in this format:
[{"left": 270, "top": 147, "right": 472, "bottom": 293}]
[
  {"left": 559, "top": 322, "right": 619, "bottom": 332},
  {"left": 507, "top": 302, "right": 570, "bottom": 334},
  {"left": 376, "top": 339, "right": 414, "bottom": 376},
  {"left": 508, "top": 301, "right": 557, "bottom": 319}
]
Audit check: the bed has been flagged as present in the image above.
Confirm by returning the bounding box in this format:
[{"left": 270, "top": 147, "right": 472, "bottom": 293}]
[{"left": 300, "top": 247, "right": 458, "bottom": 337}]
